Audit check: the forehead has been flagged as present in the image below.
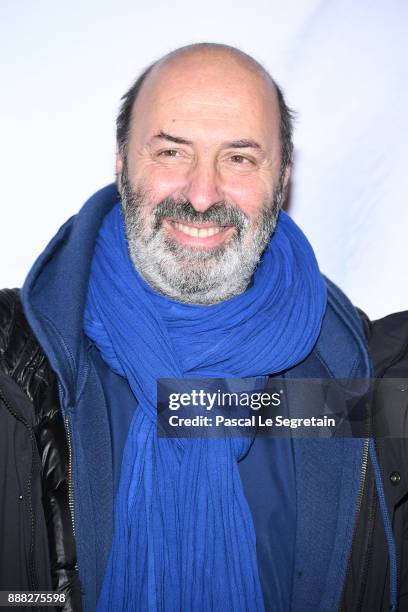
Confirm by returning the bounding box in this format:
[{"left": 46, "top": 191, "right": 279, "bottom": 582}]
[{"left": 130, "top": 53, "right": 280, "bottom": 147}]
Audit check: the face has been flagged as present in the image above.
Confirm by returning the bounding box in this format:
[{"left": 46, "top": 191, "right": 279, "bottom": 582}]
[{"left": 118, "top": 52, "right": 289, "bottom": 304}]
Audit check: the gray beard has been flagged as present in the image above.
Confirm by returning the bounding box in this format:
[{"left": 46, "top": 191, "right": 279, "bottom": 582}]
[{"left": 119, "top": 164, "right": 284, "bottom": 305}]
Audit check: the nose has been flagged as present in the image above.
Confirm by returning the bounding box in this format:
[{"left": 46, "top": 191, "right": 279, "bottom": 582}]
[{"left": 182, "top": 159, "right": 223, "bottom": 212}]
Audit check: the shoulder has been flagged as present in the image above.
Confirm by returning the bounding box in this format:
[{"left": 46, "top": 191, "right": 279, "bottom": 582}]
[
  {"left": 0, "top": 288, "right": 55, "bottom": 410},
  {"left": 0, "top": 288, "right": 31, "bottom": 376},
  {"left": 368, "top": 310, "right": 408, "bottom": 376},
  {"left": 0, "top": 288, "right": 26, "bottom": 357},
  {"left": 315, "top": 278, "right": 372, "bottom": 379}
]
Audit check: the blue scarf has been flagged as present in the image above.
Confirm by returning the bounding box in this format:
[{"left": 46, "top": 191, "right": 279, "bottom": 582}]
[{"left": 84, "top": 203, "right": 327, "bottom": 611}]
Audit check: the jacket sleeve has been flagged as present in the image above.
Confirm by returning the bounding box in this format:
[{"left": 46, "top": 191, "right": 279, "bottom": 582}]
[{"left": 0, "top": 288, "right": 83, "bottom": 611}]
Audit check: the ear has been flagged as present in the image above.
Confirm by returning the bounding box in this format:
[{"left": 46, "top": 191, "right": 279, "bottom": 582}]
[
  {"left": 115, "top": 147, "right": 123, "bottom": 176},
  {"left": 115, "top": 148, "right": 123, "bottom": 191},
  {"left": 282, "top": 163, "right": 291, "bottom": 190}
]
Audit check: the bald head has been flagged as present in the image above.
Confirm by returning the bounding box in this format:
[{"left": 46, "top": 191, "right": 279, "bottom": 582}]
[
  {"left": 157, "top": 42, "right": 271, "bottom": 74},
  {"left": 116, "top": 43, "right": 293, "bottom": 175},
  {"left": 146, "top": 43, "right": 277, "bottom": 96}
]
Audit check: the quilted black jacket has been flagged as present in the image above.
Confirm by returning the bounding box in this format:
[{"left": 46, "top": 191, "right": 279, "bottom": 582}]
[
  {"left": 1, "top": 287, "right": 408, "bottom": 611},
  {"left": 0, "top": 289, "right": 82, "bottom": 611}
]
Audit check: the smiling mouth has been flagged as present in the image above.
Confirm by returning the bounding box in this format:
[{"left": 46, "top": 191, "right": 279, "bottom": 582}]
[
  {"left": 172, "top": 220, "right": 228, "bottom": 238},
  {"left": 163, "top": 218, "right": 236, "bottom": 247}
]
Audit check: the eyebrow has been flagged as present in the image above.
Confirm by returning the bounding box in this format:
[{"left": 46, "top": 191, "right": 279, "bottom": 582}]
[
  {"left": 153, "top": 131, "right": 192, "bottom": 145},
  {"left": 223, "top": 138, "right": 262, "bottom": 150},
  {"left": 153, "top": 131, "right": 263, "bottom": 151}
]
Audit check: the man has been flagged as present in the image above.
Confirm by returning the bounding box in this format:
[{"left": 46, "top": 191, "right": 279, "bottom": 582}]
[{"left": 0, "top": 43, "right": 403, "bottom": 611}]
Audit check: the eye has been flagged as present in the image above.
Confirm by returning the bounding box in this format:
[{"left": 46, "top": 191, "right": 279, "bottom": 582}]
[
  {"left": 157, "top": 149, "right": 181, "bottom": 158},
  {"left": 230, "top": 154, "right": 253, "bottom": 165}
]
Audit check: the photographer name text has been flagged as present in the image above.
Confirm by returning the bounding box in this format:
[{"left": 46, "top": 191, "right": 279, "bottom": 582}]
[{"left": 167, "top": 414, "right": 336, "bottom": 429}]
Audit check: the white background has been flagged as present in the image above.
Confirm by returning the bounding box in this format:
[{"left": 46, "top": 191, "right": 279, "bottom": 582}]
[{"left": 1, "top": 0, "right": 407, "bottom": 319}]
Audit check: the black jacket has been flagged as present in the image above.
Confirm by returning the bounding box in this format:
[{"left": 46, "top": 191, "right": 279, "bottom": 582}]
[
  {"left": 340, "top": 310, "right": 408, "bottom": 611},
  {"left": 0, "top": 289, "right": 82, "bottom": 611},
  {"left": 0, "top": 287, "right": 407, "bottom": 611}
]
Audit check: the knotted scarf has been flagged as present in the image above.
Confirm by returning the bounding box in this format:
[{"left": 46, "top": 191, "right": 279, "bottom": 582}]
[{"left": 84, "top": 203, "right": 327, "bottom": 611}]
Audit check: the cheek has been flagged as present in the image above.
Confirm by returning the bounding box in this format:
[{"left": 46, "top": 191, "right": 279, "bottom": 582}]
[
  {"left": 225, "top": 178, "right": 270, "bottom": 222},
  {"left": 135, "top": 164, "right": 189, "bottom": 202},
  {"left": 132, "top": 200, "right": 158, "bottom": 233}
]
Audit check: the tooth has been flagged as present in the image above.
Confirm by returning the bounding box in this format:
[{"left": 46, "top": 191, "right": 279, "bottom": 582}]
[{"left": 173, "top": 221, "right": 225, "bottom": 238}]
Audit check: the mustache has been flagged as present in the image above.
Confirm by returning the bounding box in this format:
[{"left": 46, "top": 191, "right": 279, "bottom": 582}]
[{"left": 151, "top": 197, "right": 248, "bottom": 235}]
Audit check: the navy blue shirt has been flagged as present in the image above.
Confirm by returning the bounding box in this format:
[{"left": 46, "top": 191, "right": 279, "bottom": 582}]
[{"left": 89, "top": 342, "right": 296, "bottom": 612}]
